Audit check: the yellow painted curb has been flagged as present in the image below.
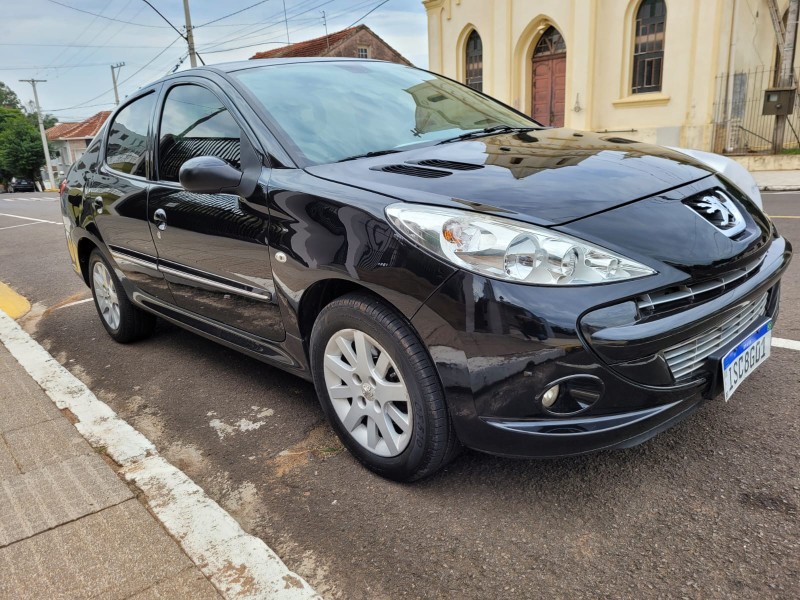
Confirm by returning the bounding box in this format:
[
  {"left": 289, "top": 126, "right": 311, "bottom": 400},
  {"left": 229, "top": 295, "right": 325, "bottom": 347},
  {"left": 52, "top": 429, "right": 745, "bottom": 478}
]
[{"left": 0, "top": 281, "right": 30, "bottom": 319}]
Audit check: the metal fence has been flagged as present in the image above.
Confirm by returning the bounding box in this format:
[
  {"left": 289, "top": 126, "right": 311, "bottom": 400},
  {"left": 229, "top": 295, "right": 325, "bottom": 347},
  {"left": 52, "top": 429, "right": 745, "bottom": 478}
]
[{"left": 711, "top": 66, "right": 800, "bottom": 154}]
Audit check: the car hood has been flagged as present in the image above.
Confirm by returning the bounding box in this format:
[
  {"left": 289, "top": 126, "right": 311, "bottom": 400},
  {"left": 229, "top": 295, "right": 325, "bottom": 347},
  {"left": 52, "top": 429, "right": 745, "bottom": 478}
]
[{"left": 305, "top": 129, "right": 714, "bottom": 226}]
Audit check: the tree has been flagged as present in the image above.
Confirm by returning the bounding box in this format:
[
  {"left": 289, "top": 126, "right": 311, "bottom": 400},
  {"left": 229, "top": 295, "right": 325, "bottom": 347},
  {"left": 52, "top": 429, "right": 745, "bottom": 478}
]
[
  {"left": 0, "top": 115, "right": 47, "bottom": 181},
  {"left": 0, "top": 82, "right": 21, "bottom": 110},
  {"left": 24, "top": 110, "right": 58, "bottom": 130}
]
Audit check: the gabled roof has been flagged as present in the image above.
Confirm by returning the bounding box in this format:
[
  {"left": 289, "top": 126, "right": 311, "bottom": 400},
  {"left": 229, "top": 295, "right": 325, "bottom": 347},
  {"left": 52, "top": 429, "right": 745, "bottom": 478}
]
[
  {"left": 45, "top": 121, "right": 80, "bottom": 140},
  {"left": 46, "top": 111, "right": 111, "bottom": 141},
  {"left": 250, "top": 26, "right": 361, "bottom": 60}
]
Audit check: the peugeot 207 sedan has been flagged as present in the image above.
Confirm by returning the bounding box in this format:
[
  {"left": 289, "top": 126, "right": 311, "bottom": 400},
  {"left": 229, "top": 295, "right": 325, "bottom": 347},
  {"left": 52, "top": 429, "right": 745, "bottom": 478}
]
[{"left": 60, "top": 58, "right": 791, "bottom": 481}]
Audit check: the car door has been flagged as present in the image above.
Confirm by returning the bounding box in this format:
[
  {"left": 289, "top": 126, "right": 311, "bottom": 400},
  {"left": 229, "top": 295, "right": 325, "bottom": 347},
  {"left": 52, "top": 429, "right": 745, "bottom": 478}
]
[
  {"left": 84, "top": 89, "right": 174, "bottom": 303},
  {"left": 147, "top": 80, "right": 284, "bottom": 341}
]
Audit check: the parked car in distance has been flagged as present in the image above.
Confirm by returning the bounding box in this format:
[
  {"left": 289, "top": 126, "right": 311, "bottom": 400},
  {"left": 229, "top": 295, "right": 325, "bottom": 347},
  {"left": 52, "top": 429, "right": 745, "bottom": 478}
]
[
  {"left": 7, "top": 176, "right": 35, "bottom": 193},
  {"left": 60, "top": 58, "right": 791, "bottom": 481}
]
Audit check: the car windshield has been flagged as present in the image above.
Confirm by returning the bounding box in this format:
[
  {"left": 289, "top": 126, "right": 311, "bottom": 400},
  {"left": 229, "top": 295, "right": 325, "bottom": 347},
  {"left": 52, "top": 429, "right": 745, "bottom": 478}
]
[{"left": 233, "top": 61, "right": 537, "bottom": 165}]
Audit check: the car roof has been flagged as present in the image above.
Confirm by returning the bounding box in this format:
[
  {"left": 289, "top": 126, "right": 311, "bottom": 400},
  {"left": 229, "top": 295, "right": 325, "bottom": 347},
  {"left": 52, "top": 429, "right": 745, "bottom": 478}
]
[{"left": 145, "top": 57, "right": 389, "bottom": 87}]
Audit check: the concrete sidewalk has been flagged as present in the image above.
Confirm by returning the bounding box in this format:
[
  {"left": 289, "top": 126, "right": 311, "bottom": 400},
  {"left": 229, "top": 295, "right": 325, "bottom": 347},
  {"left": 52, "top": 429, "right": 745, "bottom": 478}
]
[
  {"left": 0, "top": 343, "right": 222, "bottom": 599},
  {"left": 753, "top": 170, "right": 800, "bottom": 191}
]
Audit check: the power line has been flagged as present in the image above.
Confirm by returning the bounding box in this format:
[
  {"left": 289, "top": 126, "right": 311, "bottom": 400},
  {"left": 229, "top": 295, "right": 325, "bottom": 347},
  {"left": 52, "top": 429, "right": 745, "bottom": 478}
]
[
  {"left": 0, "top": 43, "right": 169, "bottom": 48},
  {"left": 195, "top": 0, "right": 272, "bottom": 28},
  {"left": 43, "top": 0, "right": 167, "bottom": 28},
  {"left": 348, "top": 0, "right": 392, "bottom": 27},
  {"left": 56, "top": 36, "right": 183, "bottom": 111},
  {"left": 199, "top": 0, "right": 380, "bottom": 55},
  {"left": 46, "top": 103, "right": 116, "bottom": 113},
  {"left": 139, "top": 0, "right": 187, "bottom": 38},
  {"left": 0, "top": 63, "right": 135, "bottom": 71},
  {"left": 196, "top": 0, "right": 330, "bottom": 51},
  {"left": 198, "top": 0, "right": 339, "bottom": 52}
]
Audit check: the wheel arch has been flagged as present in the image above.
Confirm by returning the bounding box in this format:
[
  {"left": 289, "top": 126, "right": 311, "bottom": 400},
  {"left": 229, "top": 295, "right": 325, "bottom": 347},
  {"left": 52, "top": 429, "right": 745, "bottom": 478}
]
[{"left": 76, "top": 236, "right": 99, "bottom": 287}]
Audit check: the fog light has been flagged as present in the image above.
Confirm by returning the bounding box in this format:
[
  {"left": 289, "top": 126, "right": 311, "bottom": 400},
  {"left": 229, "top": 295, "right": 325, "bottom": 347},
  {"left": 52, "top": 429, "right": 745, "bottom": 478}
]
[{"left": 541, "top": 384, "right": 560, "bottom": 408}]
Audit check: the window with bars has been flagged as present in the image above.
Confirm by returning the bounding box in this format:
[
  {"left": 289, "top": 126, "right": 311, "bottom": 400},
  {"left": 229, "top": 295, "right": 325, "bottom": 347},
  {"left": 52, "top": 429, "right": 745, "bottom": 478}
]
[
  {"left": 465, "top": 30, "right": 483, "bottom": 92},
  {"left": 632, "top": 0, "right": 666, "bottom": 94}
]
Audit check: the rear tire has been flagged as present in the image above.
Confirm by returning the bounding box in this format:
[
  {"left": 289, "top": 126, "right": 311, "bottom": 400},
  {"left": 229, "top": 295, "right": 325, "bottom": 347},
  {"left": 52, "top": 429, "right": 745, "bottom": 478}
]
[
  {"left": 310, "top": 292, "right": 460, "bottom": 481},
  {"left": 89, "top": 249, "right": 155, "bottom": 343}
]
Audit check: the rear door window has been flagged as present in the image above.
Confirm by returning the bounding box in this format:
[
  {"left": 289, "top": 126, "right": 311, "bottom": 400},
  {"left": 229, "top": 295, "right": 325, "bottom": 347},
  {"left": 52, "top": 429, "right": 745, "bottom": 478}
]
[
  {"left": 156, "top": 84, "right": 241, "bottom": 182},
  {"left": 105, "top": 93, "right": 155, "bottom": 177}
]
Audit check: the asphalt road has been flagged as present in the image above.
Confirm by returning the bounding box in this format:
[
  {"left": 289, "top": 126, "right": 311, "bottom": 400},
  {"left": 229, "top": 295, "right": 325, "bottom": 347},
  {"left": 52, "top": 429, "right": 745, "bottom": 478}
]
[{"left": 1, "top": 190, "right": 798, "bottom": 599}]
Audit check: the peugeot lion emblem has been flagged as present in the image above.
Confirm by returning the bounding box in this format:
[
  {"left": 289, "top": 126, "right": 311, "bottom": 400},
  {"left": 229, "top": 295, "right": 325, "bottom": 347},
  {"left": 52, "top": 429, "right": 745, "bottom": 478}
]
[{"left": 684, "top": 190, "right": 746, "bottom": 238}]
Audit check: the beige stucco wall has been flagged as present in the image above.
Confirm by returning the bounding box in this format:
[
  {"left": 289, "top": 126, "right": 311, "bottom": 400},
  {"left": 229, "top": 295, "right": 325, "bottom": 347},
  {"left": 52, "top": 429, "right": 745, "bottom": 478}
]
[{"left": 423, "top": 0, "right": 795, "bottom": 151}]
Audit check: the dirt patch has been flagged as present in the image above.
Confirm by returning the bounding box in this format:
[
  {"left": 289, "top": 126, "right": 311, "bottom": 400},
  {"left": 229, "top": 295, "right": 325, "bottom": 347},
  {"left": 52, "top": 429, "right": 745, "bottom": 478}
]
[{"left": 270, "top": 423, "right": 343, "bottom": 478}]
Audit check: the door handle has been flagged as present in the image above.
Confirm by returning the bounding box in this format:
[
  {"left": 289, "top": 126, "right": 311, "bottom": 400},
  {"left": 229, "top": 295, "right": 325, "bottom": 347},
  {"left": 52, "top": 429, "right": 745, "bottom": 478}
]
[{"left": 153, "top": 208, "right": 168, "bottom": 231}]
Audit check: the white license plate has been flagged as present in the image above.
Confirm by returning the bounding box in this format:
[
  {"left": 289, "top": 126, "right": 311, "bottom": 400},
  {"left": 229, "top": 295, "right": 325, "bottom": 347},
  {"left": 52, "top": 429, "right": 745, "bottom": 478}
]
[{"left": 722, "top": 320, "right": 772, "bottom": 401}]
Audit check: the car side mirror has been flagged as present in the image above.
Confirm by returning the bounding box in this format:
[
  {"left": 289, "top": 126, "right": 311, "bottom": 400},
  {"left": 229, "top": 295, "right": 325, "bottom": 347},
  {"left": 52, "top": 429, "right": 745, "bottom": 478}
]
[{"left": 179, "top": 156, "right": 243, "bottom": 194}]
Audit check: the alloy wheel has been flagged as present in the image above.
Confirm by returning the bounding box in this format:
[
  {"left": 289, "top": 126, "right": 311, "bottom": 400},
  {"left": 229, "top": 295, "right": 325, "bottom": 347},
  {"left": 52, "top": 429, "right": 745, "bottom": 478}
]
[
  {"left": 92, "top": 260, "right": 121, "bottom": 330},
  {"left": 323, "top": 328, "right": 413, "bottom": 457}
]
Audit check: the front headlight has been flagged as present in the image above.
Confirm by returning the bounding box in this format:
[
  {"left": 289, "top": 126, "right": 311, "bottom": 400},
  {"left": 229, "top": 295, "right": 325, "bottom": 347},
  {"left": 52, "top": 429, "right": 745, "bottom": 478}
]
[{"left": 385, "top": 204, "right": 656, "bottom": 285}]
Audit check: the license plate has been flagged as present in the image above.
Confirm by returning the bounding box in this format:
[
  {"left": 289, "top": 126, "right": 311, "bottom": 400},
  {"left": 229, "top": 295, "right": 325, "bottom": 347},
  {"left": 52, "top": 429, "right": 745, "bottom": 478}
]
[{"left": 721, "top": 320, "right": 772, "bottom": 401}]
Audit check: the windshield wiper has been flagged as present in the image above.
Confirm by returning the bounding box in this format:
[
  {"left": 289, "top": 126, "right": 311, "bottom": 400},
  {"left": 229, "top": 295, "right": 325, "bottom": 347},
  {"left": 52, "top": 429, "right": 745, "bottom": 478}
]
[
  {"left": 437, "top": 125, "right": 539, "bottom": 144},
  {"left": 337, "top": 149, "right": 402, "bottom": 162}
]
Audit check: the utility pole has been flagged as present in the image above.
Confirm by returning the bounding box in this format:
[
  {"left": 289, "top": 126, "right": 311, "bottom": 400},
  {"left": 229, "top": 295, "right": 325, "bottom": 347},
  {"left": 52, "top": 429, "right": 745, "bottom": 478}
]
[
  {"left": 322, "top": 11, "right": 329, "bottom": 49},
  {"left": 110, "top": 62, "right": 125, "bottom": 105},
  {"left": 282, "top": 0, "right": 290, "bottom": 44},
  {"left": 183, "top": 0, "right": 198, "bottom": 68},
  {"left": 18, "top": 79, "right": 54, "bottom": 191},
  {"left": 772, "top": 0, "right": 799, "bottom": 153}
]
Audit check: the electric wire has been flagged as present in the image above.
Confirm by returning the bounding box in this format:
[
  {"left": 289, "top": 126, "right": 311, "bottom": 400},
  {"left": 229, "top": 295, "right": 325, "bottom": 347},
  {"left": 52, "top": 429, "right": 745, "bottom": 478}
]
[
  {"left": 195, "top": 0, "right": 272, "bottom": 28},
  {"left": 43, "top": 0, "right": 167, "bottom": 28}
]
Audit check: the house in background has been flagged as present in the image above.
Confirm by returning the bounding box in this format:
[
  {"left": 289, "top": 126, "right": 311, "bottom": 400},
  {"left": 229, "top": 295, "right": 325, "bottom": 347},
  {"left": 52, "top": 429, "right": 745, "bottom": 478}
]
[
  {"left": 250, "top": 24, "right": 412, "bottom": 65},
  {"left": 46, "top": 111, "right": 110, "bottom": 175},
  {"left": 423, "top": 0, "right": 800, "bottom": 154}
]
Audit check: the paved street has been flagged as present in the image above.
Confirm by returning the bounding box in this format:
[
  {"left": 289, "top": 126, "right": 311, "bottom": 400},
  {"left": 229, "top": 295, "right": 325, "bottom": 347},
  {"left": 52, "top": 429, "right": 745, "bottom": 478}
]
[{"left": 1, "top": 190, "right": 798, "bottom": 599}]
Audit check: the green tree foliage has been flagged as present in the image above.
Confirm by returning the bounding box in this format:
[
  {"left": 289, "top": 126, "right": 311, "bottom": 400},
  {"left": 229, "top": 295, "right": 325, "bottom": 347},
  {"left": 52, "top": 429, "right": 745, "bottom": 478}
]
[
  {"left": 0, "top": 81, "right": 53, "bottom": 184},
  {"left": 0, "top": 117, "right": 48, "bottom": 183},
  {"left": 24, "top": 110, "right": 58, "bottom": 130},
  {"left": 0, "top": 82, "right": 21, "bottom": 109}
]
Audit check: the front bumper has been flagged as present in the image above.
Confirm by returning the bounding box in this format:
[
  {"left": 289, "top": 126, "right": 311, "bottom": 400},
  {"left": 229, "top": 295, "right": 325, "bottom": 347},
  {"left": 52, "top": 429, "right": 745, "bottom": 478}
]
[{"left": 410, "top": 235, "right": 791, "bottom": 458}]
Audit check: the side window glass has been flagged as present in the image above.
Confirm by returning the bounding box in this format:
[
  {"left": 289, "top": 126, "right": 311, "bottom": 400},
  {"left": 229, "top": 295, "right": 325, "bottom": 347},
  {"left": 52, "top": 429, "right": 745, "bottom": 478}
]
[
  {"left": 158, "top": 85, "right": 241, "bottom": 183},
  {"left": 106, "top": 93, "right": 155, "bottom": 176}
]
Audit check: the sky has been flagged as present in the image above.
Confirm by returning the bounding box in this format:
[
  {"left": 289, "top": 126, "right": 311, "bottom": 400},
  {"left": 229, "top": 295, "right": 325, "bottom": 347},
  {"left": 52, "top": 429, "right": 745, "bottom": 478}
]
[{"left": 1, "top": 0, "right": 429, "bottom": 123}]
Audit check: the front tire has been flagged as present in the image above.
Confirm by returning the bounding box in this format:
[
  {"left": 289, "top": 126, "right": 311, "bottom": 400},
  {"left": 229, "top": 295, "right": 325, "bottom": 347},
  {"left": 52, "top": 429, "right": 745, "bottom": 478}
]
[
  {"left": 89, "top": 250, "right": 155, "bottom": 343},
  {"left": 310, "top": 293, "right": 460, "bottom": 481}
]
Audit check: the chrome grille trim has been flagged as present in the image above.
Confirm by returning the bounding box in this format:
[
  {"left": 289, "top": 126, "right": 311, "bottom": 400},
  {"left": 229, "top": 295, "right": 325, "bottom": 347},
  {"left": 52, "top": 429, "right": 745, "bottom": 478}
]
[
  {"left": 662, "top": 292, "right": 769, "bottom": 381},
  {"left": 637, "top": 255, "right": 765, "bottom": 313}
]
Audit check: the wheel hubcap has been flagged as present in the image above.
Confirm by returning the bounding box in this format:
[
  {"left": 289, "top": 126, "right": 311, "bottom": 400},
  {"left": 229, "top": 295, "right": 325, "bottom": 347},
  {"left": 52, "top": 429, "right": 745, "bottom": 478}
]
[
  {"left": 323, "top": 329, "right": 412, "bottom": 457},
  {"left": 92, "top": 261, "right": 120, "bottom": 330}
]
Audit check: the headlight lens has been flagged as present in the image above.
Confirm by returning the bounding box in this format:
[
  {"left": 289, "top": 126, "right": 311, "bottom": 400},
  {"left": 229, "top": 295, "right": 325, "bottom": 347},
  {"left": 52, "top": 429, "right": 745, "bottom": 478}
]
[{"left": 386, "top": 204, "right": 656, "bottom": 285}]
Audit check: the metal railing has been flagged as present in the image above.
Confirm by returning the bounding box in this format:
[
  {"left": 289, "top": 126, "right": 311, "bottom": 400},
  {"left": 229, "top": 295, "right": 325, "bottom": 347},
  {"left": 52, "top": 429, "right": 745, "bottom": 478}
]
[{"left": 711, "top": 66, "right": 800, "bottom": 154}]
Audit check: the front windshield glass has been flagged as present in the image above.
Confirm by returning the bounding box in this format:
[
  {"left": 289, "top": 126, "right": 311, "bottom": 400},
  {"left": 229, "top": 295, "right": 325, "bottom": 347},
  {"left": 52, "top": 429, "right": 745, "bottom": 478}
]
[{"left": 233, "top": 61, "right": 537, "bottom": 165}]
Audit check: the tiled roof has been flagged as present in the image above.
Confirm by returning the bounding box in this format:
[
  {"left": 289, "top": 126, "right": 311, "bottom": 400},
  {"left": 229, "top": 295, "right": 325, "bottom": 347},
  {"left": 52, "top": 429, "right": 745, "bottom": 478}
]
[
  {"left": 45, "top": 121, "right": 80, "bottom": 140},
  {"left": 250, "top": 26, "right": 362, "bottom": 59},
  {"left": 46, "top": 111, "right": 111, "bottom": 141}
]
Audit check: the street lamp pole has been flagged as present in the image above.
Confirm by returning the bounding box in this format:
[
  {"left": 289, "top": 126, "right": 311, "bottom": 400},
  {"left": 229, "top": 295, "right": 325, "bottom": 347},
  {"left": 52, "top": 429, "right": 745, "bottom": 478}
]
[{"left": 18, "top": 78, "right": 54, "bottom": 191}]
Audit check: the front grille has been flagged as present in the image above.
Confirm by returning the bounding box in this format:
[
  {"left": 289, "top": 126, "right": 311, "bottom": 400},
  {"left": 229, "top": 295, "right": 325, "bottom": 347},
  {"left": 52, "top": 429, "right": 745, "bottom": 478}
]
[
  {"left": 637, "top": 254, "right": 765, "bottom": 317},
  {"left": 663, "top": 292, "right": 769, "bottom": 381}
]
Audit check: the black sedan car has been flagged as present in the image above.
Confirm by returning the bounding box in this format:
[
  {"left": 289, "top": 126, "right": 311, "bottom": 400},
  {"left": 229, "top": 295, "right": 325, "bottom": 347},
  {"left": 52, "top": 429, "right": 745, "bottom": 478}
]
[
  {"left": 60, "top": 58, "right": 791, "bottom": 481},
  {"left": 7, "top": 176, "right": 35, "bottom": 193}
]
